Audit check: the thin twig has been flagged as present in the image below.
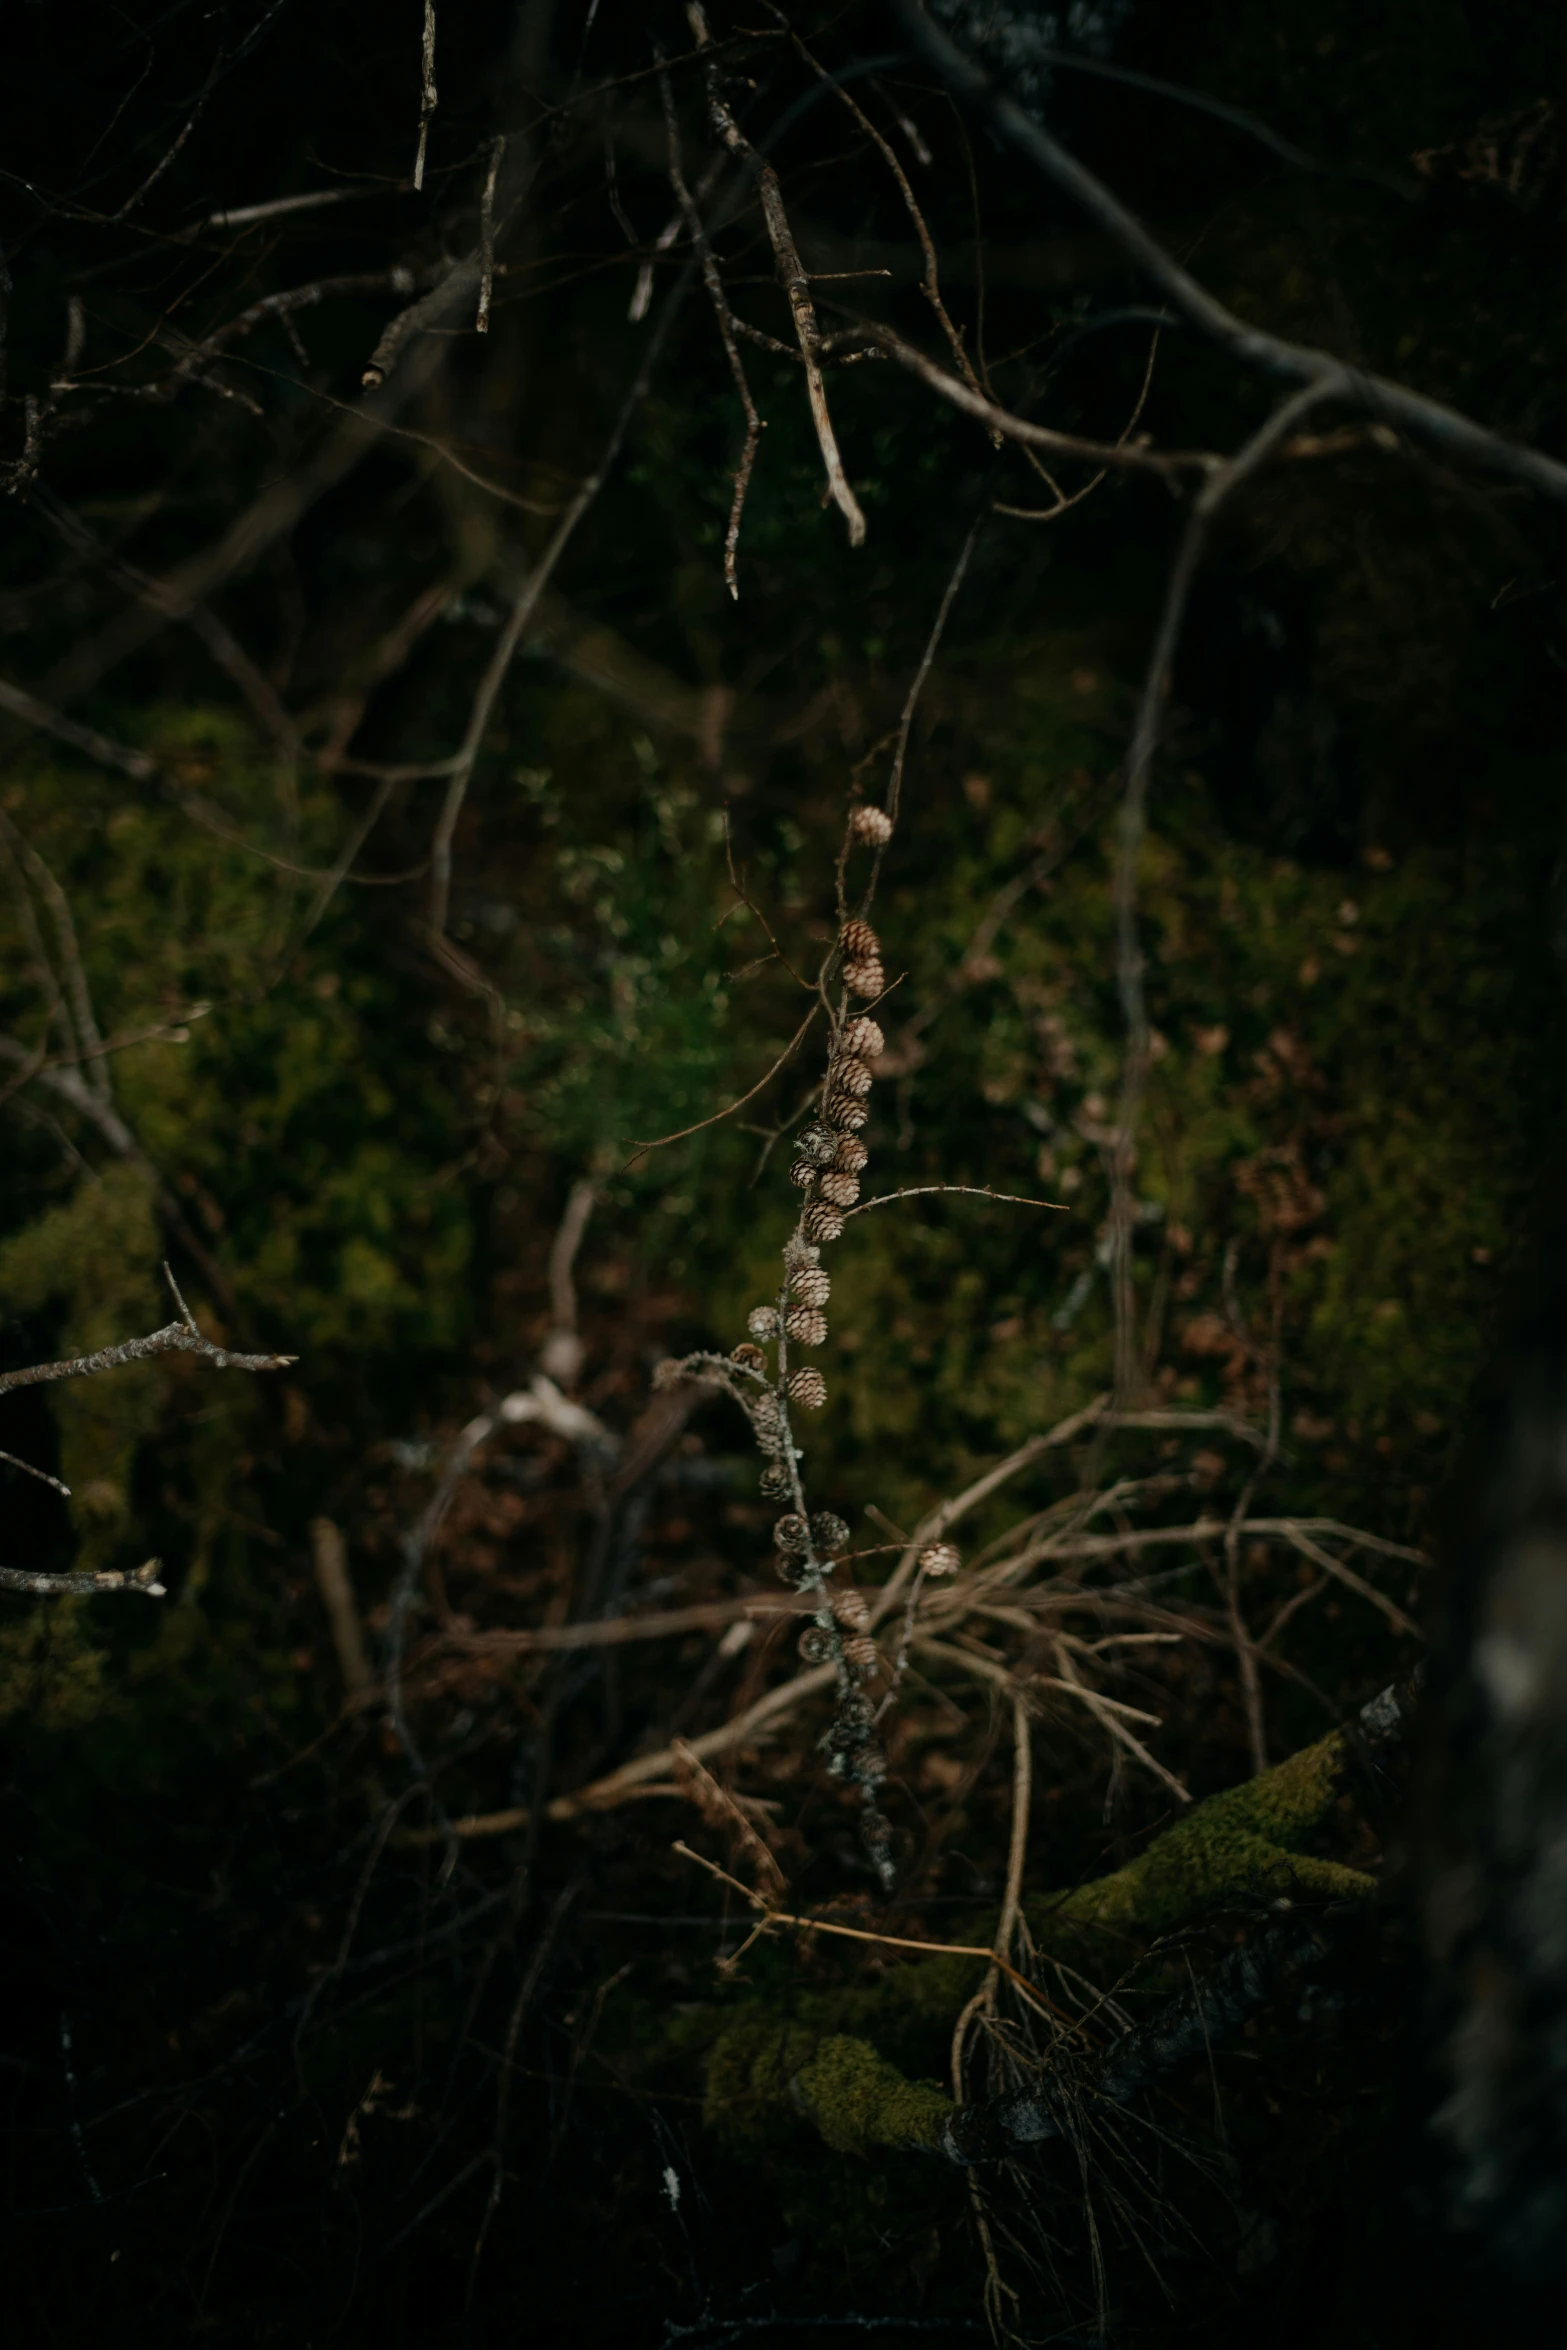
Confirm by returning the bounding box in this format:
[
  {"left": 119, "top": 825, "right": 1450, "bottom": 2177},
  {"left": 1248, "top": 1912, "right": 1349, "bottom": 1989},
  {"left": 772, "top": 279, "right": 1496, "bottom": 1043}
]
[
  {"left": 1106, "top": 382, "right": 1332, "bottom": 1403},
  {"left": 0, "top": 1314, "right": 293, "bottom": 1397},
  {"left": 476, "top": 137, "right": 506, "bottom": 331},
  {"left": 993, "top": 1692, "right": 1032, "bottom": 1981},
  {"left": 672, "top": 1841, "right": 1073, "bottom": 2026},
  {"left": 778, "top": 13, "right": 979, "bottom": 392},
  {"left": 468, "top": 1876, "right": 583, "bottom": 2293},
  {"left": 659, "top": 59, "right": 764, "bottom": 598},
  {"left": 426, "top": 290, "right": 682, "bottom": 935},
  {"left": 0, "top": 677, "right": 155, "bottom": 780},
  {"left": 849, "top": 325, "right": 1214, "bottom": 477},
  {"left": 414, "top": 0, "right": 438, "bottom": 191},
  {"left": 624, "top": 1005, "right": 821, "bottom": 1166},
  {"left": 845, "top": 1183, "right": 1064, "bottom": 1218},
  {"left": 689, "top": 4, "right": 866, "bottom": 545}
]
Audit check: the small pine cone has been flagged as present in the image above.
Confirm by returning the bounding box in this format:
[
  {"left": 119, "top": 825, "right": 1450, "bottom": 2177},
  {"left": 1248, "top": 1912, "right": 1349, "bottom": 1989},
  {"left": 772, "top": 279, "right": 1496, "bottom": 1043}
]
[
  {"left": 841, "top": 1016, "right": 885, "bottom": 1058},
  {"left": 841, "top": 918, "right": 881, "bottom": 962},
  {"left": 838, "top": 1690, "right": 874, "bottom": 1730},
  {"left": 848, "top": 805, "right": 894, "bottom": 847},
  {"left": 759, "top": 1463, "right": 792, "bottom": 1500},
  {"left": 791, "top": 1265, "right": 831, "bottom": 1307},
  {"left": 832, "top": 1585, "right": 870, "bottom": 1630},
  {"left": 752, "top": 1394, "right": 787, "bottom": 1454},
  {"left": 842, "top": 960, "right": 886, "bottom": 1000},
  {"left": 787, "top": 1367, "right": 827, "bottom": 1410},
  {"left": 817, "top": 1170, "right": 860, "bottom": 1209},
  {"left": 843, "top": 1633, "right": 879, "bottom": 1676},
  {"left": 798, "top": 1122, "right": 838, "bottom": 1167},
  {"left": 798, "top": 1624, "right": 833, "bottom": 1663},
  {"left": 746, "top": 1306, "right": 778, "bottom": 1340},
  {"left": 834, "top": 1135, "right": 869, "bottom": 1175},
  {"left": 731, "top": 1341, "right": 766, "bottom": 1372},
  {"left": 804, "top": 1201, "right": 845, "bottom": 1243},
  {"left": 809, "top": 1511, "right": 850, "bottom": 1554},
  {"left": 784, "top": 1306, "right": 827, "bottom": 1347},
  {"left": 773, "top": 1512, "right": 810, "bottom": 1553},
  {"left": 919, "top": 1541, "right": 962, "bottom": 1577},
  {"left": 788, "top": 1154, "right": 817, "bottom": 1191},
  {"left": 824, "top": 1092, "right": 869, "bottom": 1134},
  {"left": 831, "top": 1057, "right": 874, "bottom": 1100}
]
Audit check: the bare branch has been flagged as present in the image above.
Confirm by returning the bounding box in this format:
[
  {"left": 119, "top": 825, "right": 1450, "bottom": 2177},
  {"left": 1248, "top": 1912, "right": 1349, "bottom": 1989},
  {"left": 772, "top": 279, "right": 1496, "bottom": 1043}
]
[
  {"left": 0, "top": 1558, "right": 166, "bottom": 1599},
  {"left": 476, "top": 137, "right": 505, "bottom": 332},
  {"left": 845, "top": 1183, "right": 1065, "bottom": 1218},
  {"left": 688, "top": 4, "right": 866, "bottom": 545},
  {"left": 0, "top": 1313, "right": 294, "bottom": 1398},
  {"left": 413, "top": 0, "right": 438, "bottom": 192},
  {"left": 0, "top": 678, "right": 155, "bottom": 781},
  {"left": 624, "top": 1005, "right": 821, "bottom": 1166},
  {"left": 889, "top": 0, "right": 1567, "bottom": 508},
  {"left": 659, "top": 59, "right": 764, "bottom": 598}
]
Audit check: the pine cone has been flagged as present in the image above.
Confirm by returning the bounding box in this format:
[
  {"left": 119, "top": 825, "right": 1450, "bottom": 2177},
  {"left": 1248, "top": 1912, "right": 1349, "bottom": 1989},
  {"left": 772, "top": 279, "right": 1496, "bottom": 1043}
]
[
  {"left": 831, "top": 1057, "right": 874, "bottom": 1099},
  {"left": 919, "top": 1541, "right": 962, "bottom": 1577},
  {"left": 834, "top": 1135, "right": 869, "bottom": 1174},
  {"left": 746, "top": 1306, "right": 778, "bottom": 1339},
  {"left": 848, "top": 806, "right": 894, "bottom": 847},
  {"left": 785, "top": 1306, "right": 828, "bottom": 1347},
  {"left": 842, "top": 959, "right": 886, "bottom": 999},
  {"left": 841, "top": 918, "right": 881, "bottom": 961},
  {"left": 787, "top": 1367, "right": 827, "bottom": 1409},
  {"left": 841, "top": 1016, "right": 884, "bottom": 1057},
  {"left": 798, "top": 1624, "right": 833, "bottom": 1663},
  {"left": 759, "top": 1463, "right": 792, "bottom": 1500},
  {"left": 798, "top": 1122, "right": 838, "bottom": 1167},
  {"left": 752, "top": 1393, "right": 787, "bottom": 1454},
  {"left": 804, "top": 1201, "right": 845, "bottom": 1243},
  {"left": 809, "top": 1511, "right": 850, "bottom": 1553},
  {"left": 731, "top": 1341, "right": 766, "bottom": 1371},
  {"left": 843, "top": 1633, "right": 879, "bottom": 1675},
  {"left": 788, "top": 1155, "right": 817, "bottom": 1190},
  {"left": 831, "top": 1585, "right": 870, "bottom": 1630},
  {"left": 824, "top": 1092, "right": 869, "bottom": 1133},
  {"left": 773, "top": 1513, "right": 810, "bottom": 1553},
  {"left": 817, "top": 1170, "right": 860, "bottom": 1209},
  {"left": 791, "top": 1265, "right": 831, "bottom": 1307}
]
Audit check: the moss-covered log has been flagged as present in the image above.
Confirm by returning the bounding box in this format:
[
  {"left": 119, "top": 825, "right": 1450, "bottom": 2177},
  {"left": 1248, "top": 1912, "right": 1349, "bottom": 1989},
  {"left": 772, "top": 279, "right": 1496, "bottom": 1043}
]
[{"left": 705, "top": 1681, "right": 1412, "bottom": 2156}]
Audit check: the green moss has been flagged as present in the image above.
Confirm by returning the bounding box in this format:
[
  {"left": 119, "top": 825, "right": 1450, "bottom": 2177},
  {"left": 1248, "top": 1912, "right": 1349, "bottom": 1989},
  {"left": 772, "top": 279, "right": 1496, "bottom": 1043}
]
[
  {"left": 702, "top": 1725, "right": 1376, "bottom": 2160},
  {"left": 1045, "top": 1729, "right": 1373, "bottom": 1943},
  {"left": 705, "top": 2017, "right": 951, "bottom": 2154}
]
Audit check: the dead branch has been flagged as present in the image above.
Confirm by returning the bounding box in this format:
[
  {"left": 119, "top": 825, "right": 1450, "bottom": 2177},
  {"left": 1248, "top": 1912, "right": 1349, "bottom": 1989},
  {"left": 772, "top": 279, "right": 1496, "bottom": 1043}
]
[
  {"left": 848, "top": 322, "right": 1217, "bottom": 476},
  {"left": 0, "top": 1270, "right": 291, "bottom": 1600},
  {"left": 659, "top": 58, "right": 764, "bottom": 598},
  {"left": 0, "top": 1308, "right": 293, "bottom": 1399},
  {"left": 688, "top": 4, "right": 866, "bottom": 546},
  {"left": 413, "top": 0, "right": 438, "bottom": 191},
  {"left": 890, "top": 0, "right": 1567, "bottom": 508}
]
